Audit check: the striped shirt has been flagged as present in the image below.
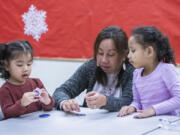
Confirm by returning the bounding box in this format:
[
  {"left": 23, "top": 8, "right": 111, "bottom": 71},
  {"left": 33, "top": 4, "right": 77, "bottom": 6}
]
[{"left": 130, "top": 62, "right": 180, "bottom": 115}]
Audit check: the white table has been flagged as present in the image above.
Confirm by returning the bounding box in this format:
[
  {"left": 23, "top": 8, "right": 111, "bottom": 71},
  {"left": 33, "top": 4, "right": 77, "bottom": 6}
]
[{"left": 0, "top": 107, "right": 180, "bottom": 135}]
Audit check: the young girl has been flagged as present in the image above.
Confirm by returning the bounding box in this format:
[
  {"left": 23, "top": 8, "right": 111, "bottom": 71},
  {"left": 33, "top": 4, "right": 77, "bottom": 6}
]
[
  {"left": 0, "top": 40, "right": 54, "bottom": 120},
  {"left": 118, "top": 26, "right": 180, "bottom": 118}
]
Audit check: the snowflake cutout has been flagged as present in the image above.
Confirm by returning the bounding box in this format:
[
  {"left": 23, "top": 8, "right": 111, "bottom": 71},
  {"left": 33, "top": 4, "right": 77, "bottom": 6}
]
[{"left": 22, "top": 5, "right": 48, "bottom": 41}]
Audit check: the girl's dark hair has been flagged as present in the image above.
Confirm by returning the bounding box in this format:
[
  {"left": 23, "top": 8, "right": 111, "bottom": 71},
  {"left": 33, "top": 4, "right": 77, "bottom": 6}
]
[
  {"left": 0, "top": 40, "right": 33, "bottom": 79},
  {"left": 131, "top": 26, "right": 176, "bottom": 65},
  {"left": 93, "top": 26, "right": 128, "bottom": 87}
]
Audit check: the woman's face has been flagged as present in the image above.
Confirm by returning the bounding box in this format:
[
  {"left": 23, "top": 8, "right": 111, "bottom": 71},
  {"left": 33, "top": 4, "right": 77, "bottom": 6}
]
[{"left": 96, "top": 39, "right": 123, "bottom": 73}]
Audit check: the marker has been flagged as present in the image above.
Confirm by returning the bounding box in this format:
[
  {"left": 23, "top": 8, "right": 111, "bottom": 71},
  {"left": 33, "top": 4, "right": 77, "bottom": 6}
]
[
  {"left": 39, "top": 113, "right": 50, "bottom": 118},
  {"left": 74, "top": 113, "right": 86, "bottom": 116}
]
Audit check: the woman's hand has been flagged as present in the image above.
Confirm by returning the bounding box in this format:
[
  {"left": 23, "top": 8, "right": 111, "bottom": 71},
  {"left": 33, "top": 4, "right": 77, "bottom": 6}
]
[
  {"left": 21, "top": 92, "right": 39, "bottom": 107},
  {"left": 117, "top": 106, "right": 136, "bottom": 117},
  {"left": 61, "top": 99, "right": 80, "bottom": 112},
  {"left": 85, "top": 91, "right": 107, "bottom": 109},
  {"left": 134, "top": 107, "right": 156, "bottom": 119}
]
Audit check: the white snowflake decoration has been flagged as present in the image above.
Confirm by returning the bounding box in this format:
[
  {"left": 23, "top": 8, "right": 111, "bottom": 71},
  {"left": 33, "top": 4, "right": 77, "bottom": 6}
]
[{"left": 22, "top": 5, "right": 48, "bottom": 41}]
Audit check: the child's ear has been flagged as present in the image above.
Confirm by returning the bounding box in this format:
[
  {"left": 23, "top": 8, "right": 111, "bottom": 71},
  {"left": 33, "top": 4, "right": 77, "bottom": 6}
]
[{"left": 146, "top": 46, "right": 154, "bottom": 57}]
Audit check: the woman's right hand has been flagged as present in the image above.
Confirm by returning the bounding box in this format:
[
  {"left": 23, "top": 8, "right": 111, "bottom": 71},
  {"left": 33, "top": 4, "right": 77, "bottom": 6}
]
[
  {"left": 21, "top": 92, "right": 39, "bottom": 107},
  {"left": 62, "top": 99, "right": 80, "bottom": 112},
  {"left": 117, "top": 106, "right": 136, "bottom": 117}
]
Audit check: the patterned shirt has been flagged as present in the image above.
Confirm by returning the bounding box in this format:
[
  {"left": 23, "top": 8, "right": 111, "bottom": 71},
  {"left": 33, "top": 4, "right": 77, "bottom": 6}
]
[{"left": 92, "top": 72, "right": 122, "bottom": 98}]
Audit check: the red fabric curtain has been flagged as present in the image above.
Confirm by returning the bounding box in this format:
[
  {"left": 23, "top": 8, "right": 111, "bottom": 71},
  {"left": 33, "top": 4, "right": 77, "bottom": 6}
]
[{"left": 0, "top": 0, "right": 180, "bottom": 62}]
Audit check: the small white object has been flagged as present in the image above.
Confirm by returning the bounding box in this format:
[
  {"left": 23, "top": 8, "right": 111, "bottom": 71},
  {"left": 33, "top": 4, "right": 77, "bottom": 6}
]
[
  {"left": 123, "top": 63, "right": 126, "bottom": 70},
  {"left": 22, "top": 5, "right": 48, "bottom": 41}
]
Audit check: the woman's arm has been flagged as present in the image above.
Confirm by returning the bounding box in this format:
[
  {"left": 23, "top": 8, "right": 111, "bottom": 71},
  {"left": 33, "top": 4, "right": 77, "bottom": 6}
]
[{"left": 52, "top": 59, "right": 94, "bottom": 110}]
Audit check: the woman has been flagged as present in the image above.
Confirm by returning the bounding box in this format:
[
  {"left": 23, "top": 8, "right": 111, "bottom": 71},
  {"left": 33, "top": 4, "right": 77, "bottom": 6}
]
[{"left": 52, "top": 26, "right": 134, "bottom": 112}]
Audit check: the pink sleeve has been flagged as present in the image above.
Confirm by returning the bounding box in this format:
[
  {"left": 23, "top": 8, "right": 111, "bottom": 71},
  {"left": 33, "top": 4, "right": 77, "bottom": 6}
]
[
  {"left": 130, "top": 70, "right": 142, "bottom": 110},
  {"left": 153, "top": 64, "right": 180, "bottom": 115}
]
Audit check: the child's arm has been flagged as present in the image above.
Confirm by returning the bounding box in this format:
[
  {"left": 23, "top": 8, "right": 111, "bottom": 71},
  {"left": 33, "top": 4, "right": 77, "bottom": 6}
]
[
  {"left": 0, "top": 89, "right": 36, "bottom": 119},
  {"left": 130, "top": 84, "right": 141, "bottom": 110},
  {"left": 118, "top": 70, "right": 141, "bottom": 117},
  {"left": 39, "top": 88, "right": 55, "bottom": 111},
  {"left": 33, "top": 78, "right": 55, "bottom": 111},
  {"left": 129, "top": 70, "right": 142, "bottom": 110},
  {"left": 133, "top": 107, "right": 156, "bottom": 118},
  {"left": 152, "top": 64, "right": 180, "bottom": 115},
  {"left": 123, "top": 85, "right": 156, "bottom": 118},
  {"left": 21, "top": 92, "right": 39, "bottom": 106},
  {"left": 117, "top": 85, "right": 140, "bottom": 117}
]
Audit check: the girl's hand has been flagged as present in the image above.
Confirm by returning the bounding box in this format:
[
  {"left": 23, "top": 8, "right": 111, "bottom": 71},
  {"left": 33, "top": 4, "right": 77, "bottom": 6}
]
[
  {"left": 117, "top": 106, "right": 136, "bottom": 117},
  {"left": 85, "top": 91, "right": 107, "bottom": 109},
  {"left": 134, "top": 107, "right": 156, "bottom": 119},
  {"left": 62, "top": 99, "right": 80, "bottom": 112},
  {"left": 21, "top": 92, "right": 39, "bottom": 107},
  {"left": 39, "top": 88, "right": 51, "bottom": 105}
]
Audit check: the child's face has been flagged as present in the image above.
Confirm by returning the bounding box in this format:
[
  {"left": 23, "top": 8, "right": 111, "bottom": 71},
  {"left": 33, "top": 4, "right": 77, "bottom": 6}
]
[
  {"left": 128, "top": 36, "right": 147, "bottom": 68},
  {"left": 5, "top": 53, "right": 32, "bottom": 85},
  {"left": 96, "top": 39, "right": 123, "bottom": 73}
]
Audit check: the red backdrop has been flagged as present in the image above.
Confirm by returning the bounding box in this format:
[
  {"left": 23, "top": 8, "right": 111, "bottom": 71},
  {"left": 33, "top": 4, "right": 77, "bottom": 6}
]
[{"left": 0, "top": 0, "right": 180, "bottom": 62}]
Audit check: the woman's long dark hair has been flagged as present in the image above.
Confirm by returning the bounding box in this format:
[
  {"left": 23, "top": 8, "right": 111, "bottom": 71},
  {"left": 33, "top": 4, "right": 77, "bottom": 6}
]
[{"left": 93, "top": 26, "right": 128, "bottom": 87}]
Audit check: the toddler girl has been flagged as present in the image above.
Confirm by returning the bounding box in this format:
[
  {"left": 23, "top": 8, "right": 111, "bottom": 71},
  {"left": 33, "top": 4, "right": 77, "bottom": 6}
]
[{"left": 0, "top": 40, "right": 54, "bottom": 120}]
